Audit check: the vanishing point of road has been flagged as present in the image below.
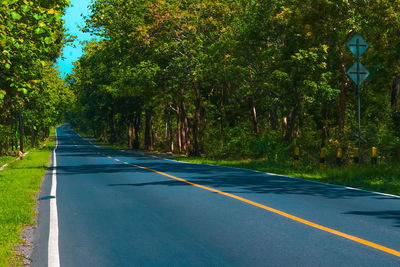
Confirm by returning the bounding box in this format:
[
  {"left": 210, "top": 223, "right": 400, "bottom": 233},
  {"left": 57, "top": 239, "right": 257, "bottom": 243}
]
[{"left": 31, "top": 125, "right": 400, "bottom": 266}]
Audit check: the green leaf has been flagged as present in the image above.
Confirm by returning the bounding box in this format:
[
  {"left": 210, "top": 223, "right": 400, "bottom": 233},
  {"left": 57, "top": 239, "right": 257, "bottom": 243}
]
[
  {"left": 11, "top": 12, "right": 22, "bottom": 20},
  {"left": 35, "top": 27, "right": 45, "bottom": 35},
  {"left": 22, "top": 5, "right": 31, "bottom": 13},
  {"left": 44, "top": 37, "right": 52, "bottom": 44},
  {"left": 54, "top": 13, "right": 62, "bottom": 21},
  {"left": 5, "top": 63, "right": 10, "bottom": 69},
  {"left": 18, "top": 88, "right": 28, "bottom": 95}
]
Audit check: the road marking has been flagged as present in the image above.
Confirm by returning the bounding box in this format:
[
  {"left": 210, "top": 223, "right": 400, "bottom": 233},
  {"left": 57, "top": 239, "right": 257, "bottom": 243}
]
[
  {"left": 124, "top": 162, "right": 400, "bottom": 258},
  {"left": 48, "top": 128, "right": 60, "bottom": 267},
  {"left": 166, "top": 158, "right": 400, "bottom": 199}
]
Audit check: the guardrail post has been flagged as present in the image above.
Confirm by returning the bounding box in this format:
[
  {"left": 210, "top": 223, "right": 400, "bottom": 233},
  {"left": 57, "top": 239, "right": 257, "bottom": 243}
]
[
  {"left": 319, "top": 147, "right": 326, "bottom": 169},
  {"left": 293, "top": 147, "right": 300, "bottom": 168},
  {"left": 336, "top": 148, "right": 343, "bottom": 166},
  {"left": 353, "top": 147, "right": 359, "bottom": 164},
  {"left": 371, "top": 147, "right": 377, "bottom": 165}
]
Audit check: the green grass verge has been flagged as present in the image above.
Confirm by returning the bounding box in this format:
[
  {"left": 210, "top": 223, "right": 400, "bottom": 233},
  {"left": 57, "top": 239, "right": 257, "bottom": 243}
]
[
  {"left": 0, "top": 156, "right": 15, "bottom": 167},
  {"left": 0, "top": 130, "right": 55, "bottom": 266},
  {"left": 174, "top": 157, "right": 400, "bottom": 196}
]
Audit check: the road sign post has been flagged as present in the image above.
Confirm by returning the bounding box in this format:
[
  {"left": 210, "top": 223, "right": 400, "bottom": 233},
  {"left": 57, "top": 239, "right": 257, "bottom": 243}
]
[{"left": 346, "top": 33, "right": 369, "bottom": 161}]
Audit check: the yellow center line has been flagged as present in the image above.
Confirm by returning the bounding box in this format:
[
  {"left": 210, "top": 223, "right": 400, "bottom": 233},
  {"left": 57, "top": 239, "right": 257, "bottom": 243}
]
[{"left": 123, "top": 162, "right": 400, "bottom": 257}]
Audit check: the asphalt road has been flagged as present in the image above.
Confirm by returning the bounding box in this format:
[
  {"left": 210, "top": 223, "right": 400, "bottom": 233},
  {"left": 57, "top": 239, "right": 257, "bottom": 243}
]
[{"left": 31, "top": 125, "right": 400, "bottom": 266}]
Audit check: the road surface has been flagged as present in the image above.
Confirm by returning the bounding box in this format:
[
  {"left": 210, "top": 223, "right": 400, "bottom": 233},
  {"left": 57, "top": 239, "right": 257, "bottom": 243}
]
[{"left": 31, "top": 125, "right": 400, "bottom": 266}]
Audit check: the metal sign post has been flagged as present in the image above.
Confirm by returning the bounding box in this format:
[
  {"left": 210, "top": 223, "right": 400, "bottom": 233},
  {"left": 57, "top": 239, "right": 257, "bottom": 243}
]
[{"left": 346, "top": 33, "right": 369, "bottom": 158}]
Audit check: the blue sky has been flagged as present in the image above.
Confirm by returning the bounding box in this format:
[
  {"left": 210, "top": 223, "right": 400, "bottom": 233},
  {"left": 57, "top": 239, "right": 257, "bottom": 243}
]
[{"left": 56, "top": 0, "right": 94, "bottom": 77}]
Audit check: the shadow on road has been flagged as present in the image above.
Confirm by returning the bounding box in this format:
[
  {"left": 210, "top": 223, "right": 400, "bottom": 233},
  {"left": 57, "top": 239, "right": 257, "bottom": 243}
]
[
  {"left": 344, "top": 210, "right": 400, "bottom": 228},
  {"left": 55, "top": 129, "right": 400, "bottom": 229}
]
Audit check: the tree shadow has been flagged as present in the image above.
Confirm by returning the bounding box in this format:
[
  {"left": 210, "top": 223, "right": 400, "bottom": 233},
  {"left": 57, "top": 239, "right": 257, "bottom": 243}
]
[
  {"left": 344, "top": 210, "right": 400, "bottom": 227},
  {"left": 101, "top": 160, "right": 400, "bottom": 201},
  {"left": 54, "top": 130, "right": 400, "bottom": 201}
]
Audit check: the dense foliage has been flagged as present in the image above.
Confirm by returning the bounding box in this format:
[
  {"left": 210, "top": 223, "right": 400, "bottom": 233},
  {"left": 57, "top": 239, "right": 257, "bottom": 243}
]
[
  {"left": 0, "top": 0, "right": 72, "bottom": 154},
  {"left": 69, "top": 0, "right": 400, "bottom": 164}
]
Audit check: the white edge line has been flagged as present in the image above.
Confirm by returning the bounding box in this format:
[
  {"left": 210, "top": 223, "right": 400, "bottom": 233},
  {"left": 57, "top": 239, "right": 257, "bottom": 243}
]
[{"left": 48, "top": 127, "right": 60, "bottom": 267}]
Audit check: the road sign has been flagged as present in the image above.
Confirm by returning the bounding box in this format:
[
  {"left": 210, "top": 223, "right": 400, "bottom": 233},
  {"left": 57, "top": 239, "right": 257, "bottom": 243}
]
[
  {"left": 346, "top": 33, "right": 370, "bottom": 156},
  {"left": 347, "top": 33, "right": 368, "bottom": 58},
  {"left": 347, "top": 61, "right": 369, "bottom": 86}
]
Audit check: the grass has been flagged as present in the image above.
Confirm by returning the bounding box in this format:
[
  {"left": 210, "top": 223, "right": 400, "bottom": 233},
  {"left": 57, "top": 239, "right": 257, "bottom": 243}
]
[
  {"left": 174, "top": 157, "right": 400, "bottom": 196},
  {"left": 0, "top": 131, "right": 55, "bottom": 266},
  {"left": 0, "top": 156, "right": 15, "bottom": 167}
]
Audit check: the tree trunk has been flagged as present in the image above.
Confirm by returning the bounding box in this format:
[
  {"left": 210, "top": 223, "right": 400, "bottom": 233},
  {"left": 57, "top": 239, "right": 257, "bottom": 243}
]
[
  {"left": 134, "top": 114, "right": 140, "bottom": 149},
  {"left": 179, "top": 104, "right": 189, "bottom": 153},
  {"left": 177, "top": 106, "right": 182, "bottom": 154},
  {"left": 144, "top": 109, "right": 153, "bottom": 150},
  {"left": 19, "top": 112, "right": 24, "bottom": 152},
  {"left": 285, "top": 100, "right": 300, "bottom": 141},
  {"left": 183, "top": 115, "right": 189, "bottom": 155},
  {"left": 220, "top": 103, "right": 224, "bottom": 147},
  {"left": 13, "top": 115, "right": 18, "bottom": 151},
  {"left": 109, "top": 114, "right": 116, "bottom": 143},
  {"left": 192, "top": 83, "right": 202, "bottom": 156},
  {"left": 337, "top": 40, "right": 351, "bottom": 138},
  {"left": 282, "top": 116, "right": 287, "bottom": 137},
  {"left": 392, "top": 77, "right": 400, "bottom": 110},
  {"left": 31, "top": 123, "right": 35, "bottom": 148},
  {"left": 168, "top": 117, "right": 174, "bottom": 153},
  {"left": 270, "top": 107, "right": 279, "bottom": 130},
  {"left": 250, "top": 94, "right": 259, "bottom": 134},
  {"left": 128, "top": 123, "right": 133, "bottom": 149}
]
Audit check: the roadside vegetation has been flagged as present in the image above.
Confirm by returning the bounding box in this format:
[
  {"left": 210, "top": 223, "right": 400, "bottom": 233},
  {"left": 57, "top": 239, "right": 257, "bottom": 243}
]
[
  {"left": 0, "top": 0, "right": 73, "bottom": 156},
  {"left": 0, "top": 156, "right": 14, "bottom": 167},
  {"left": 0, "top": 130, "right": 55, "bottom": 266},
  {"left": 69, "top": 1, "right": 400, "bottom": 163},
  {"left": 69, "top": 0, "right": 400, "bottom": 195},
  {"left": 0, "top": 1, "right": 71, "bottom": 265}
]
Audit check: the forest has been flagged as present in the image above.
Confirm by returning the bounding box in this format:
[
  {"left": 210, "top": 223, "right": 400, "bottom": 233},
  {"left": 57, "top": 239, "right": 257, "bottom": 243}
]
[
  {"left": 1, "top": 0, "right": 400, "bottom": 166},
  {"left": 67, "top": 0, "right": 400, "bottom": 166},
  {"left": 0, "top": 0, "right": 73, "bottom": 154}
]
